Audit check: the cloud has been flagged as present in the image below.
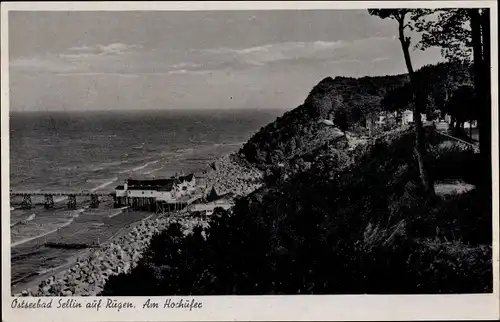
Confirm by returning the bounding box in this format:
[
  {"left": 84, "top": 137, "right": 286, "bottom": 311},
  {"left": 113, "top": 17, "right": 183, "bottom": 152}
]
[
  {"left": 168, "top": 69, "right": 188, "bottom": 75},
  {"left": 372, "top": 57, "right": 390, "bottom": 62},
  {"left": 201, "top": 40, "right": 345, "bottom": 66},
  {"left": 171, "top": 62, "right": 202, "bottom": 69},
  {"left": 60, "top": 43, "right": 143, "bottom": 60},
  {"left": 10, "top": 56, "right": 78, "bottom": 73},
  {"left": 54, "top": 72, "right": 140, "bottom": 79},
  {"left": 194, "top": 37, "right": 400, "bottom": 70},
  {"left": 10, "top": 42, "right": 146, "bottom": 74}
]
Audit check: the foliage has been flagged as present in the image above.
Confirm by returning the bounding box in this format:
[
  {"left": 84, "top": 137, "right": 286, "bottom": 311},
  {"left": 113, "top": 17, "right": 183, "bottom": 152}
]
[
  {"left": 427, "top": 139, "right": 480, "bottom": 184},
  {"left": 414, "top": 8, "right": 491, "bottom": 191},
  {"left": 445, "top": 85, "right": 477, "bottom": 123},
  {"left": 368, "top": 8, "right": 438, "bottom": 195},
  {"left": 415, "top": 9, "right": 473, "bottom": 62},
  {"left": 381, "top": 62, "right": 473, "bottom": 117},
  {"left": 381, "top": 83, "right": 413, "bottom": 112}
]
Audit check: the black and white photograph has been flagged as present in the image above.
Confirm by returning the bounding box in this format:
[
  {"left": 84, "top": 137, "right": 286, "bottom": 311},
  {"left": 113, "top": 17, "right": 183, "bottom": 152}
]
[{"left": 1, "top": 1, "right": 499, "bottom": 321}]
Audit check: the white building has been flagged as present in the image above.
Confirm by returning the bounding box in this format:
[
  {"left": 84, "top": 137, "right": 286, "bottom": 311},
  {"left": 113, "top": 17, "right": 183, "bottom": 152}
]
[
  {"left": 177, "top": 174, "right": 197, "bottom": 195},
  {"left": 113, "top": 175, "right": 198, "bottom": 207},
  {"left": 401, "top": 110, "right": 427, "bottom": 125},
  {"left": 463, "top": 120, "right": 477, "bottom": 129},
  {"left": 187, "top": 198, "right": 234, "bottom": 216},
  {"left": 375, "top": 114, "right": 387, "bottom": 126}
]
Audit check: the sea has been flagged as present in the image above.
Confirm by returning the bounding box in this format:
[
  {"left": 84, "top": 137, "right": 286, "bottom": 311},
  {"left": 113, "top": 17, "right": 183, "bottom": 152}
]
[{"left": 8, "top": 108, "right": 282, "bottom": 290}]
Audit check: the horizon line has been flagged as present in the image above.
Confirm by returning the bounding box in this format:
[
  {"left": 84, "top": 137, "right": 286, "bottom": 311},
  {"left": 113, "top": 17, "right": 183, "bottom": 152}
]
[{"left": 9, "top": 107, "right": 290, "bottom": 113}]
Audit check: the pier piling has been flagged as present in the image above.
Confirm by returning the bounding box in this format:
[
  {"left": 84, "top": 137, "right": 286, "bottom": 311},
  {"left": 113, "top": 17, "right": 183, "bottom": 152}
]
[
  {"left": 21, "top": 195, "right": 32, "bottom": 209},
  {"left": 11, "top": 190, "right": 110, "bottom": 210},
  {"left": 44, "top": 194, "right": 54, "bottom": 209},
  {"left": 67, "top": 195, "right": 77, "bottom": 209},
  {"left": 90, "top": 194, "right": 99, "bottom": 208}
]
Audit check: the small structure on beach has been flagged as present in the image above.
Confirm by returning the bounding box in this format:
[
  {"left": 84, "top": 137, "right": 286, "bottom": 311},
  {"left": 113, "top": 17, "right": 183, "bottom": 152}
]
[
  {"left": 187, "top": 193, "right": 234, "bottom": 217},
  {"left": 113, "top": 174, "right": 200, "bottom": 213}
]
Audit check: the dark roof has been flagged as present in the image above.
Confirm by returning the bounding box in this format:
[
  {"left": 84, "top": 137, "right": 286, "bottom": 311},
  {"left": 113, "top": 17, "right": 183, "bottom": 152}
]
[
  {"left": 127, "top": 178, "right": 178, "bottom": 186},
  {"left": 128, "top": 184, "right": 176, "bottom": 191},
  {"left": 126, "top": 178, "right": 180, "bottom": 192},
  {"left": 124, "top": 175, "right": 196, "bottom": 192},
  {"left": 179, "top": 173, "right": 195, "bottom": 182},
  {"left": 115, "top": 185, "right": 125, "bottom": 190},
  {"left": 157, "top": 183, "right": 176, "bottom": 191}
]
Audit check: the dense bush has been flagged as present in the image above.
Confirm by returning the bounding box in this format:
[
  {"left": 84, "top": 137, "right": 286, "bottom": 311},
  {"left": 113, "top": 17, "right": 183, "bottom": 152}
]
[{"left": 428, "top": 140, "right": 480, "bottom": 184}]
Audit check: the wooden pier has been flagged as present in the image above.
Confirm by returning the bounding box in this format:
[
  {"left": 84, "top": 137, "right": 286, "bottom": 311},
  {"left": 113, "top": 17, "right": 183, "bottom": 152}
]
[
  {"left": 9, "top": 191, "right": 111, "bottom": 209},
  {"left": 11, "top": 186, "right": 204, "bottom": 214}
]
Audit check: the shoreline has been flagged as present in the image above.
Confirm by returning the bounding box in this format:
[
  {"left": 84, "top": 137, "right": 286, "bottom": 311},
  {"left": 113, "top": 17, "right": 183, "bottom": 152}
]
[
  {"left": 13, "top": 152, "right": 264, "bottom": 296},
  {"left": 11, "top": 207, "right": 88, "bottom": 248}
]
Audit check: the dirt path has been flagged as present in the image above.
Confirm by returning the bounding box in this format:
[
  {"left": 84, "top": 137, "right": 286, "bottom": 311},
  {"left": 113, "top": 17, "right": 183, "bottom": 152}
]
[{"left": 434, "top": 179, "right": 475, "bottom": 196}]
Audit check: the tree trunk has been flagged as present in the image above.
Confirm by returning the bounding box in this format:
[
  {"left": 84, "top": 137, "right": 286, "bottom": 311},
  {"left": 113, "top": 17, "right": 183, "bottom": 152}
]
[
  {"left": 398, "top": 17, "right": 434, "bottom": 195},
  {"left": 469, "top": 9, "right": 491, "bottom": 191},
  {"left": 480, "top": 9, "right": 492, "bottom": 192}
]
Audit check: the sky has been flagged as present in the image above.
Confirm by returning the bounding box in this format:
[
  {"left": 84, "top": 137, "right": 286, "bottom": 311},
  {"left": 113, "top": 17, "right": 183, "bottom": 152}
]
[{"left": 9, "top": 10, "right": 445, "bottom": 112}]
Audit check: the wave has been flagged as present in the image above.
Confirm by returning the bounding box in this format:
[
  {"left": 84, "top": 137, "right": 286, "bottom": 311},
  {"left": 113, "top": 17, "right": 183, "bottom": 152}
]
[
  {"left": 90, "top": 178, "right": 118, "bottom": 192},
  {"left": 142, "top": 167, "right": 162, "bottom": 175},
  {"left": 108, "top": 209, "right": 126, "bottom": 218},
  {"left": 93, "top": 134, "right": 117, "bottom": 138},
  {"left": 88, "top": 159, "right": 129, "bottom": 173},
  {"left": 36, "top": 265, "right": 66, "bottom": 276},
  {"left": 175, "top": 148, "right": 195, "bottom": 154},
  {"left": 10, "top": 214, "right": 36, "bottom": 228},
  {"left": 25, "top": 213, "right": 36, "bottom": 222},
  {"left": 86, "top": 179, "right": 107, "bottom": 183},
  {"left": 54, "top": 196, "right": 67, "bottom": 203},
  {"left": 132, "top": 160, "right": 159, "bottom": 172},
  {"left": 119, "top": 160, "right": 160, "bottom": 174},
  {"left": 59, "top": 165, "right": 80, "bottom": 171},
  {"left": 10, "top": 221, "right": 22, "bottom": 228},
  {"left": 12, "top": 218, "right": 73, "bottom": 248},
  {"left": 11, "top": 208, "right": 85, "bottom": 248},
  {"left": 35, "top": 253, "right": 87, "bottom": 276},
  {"left": 189, "top": 139, "right": 207, "bottom": 144},
  {"left": 227, "top": 141, "right": 247, "bottom": 146}
]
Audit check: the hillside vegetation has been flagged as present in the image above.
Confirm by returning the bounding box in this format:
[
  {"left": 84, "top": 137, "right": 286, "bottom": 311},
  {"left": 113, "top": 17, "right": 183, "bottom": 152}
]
[
  {"left": 240, "top": 62, "right": 472, "bottom": 168},
  {"left": 102, "top": 126, "right": 491, "bottom": 295}
]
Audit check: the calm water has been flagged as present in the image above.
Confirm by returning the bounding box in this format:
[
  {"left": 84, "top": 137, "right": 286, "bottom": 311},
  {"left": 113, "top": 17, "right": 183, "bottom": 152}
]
[{"left": 9, "top": 109, "right": 281, "bottom": 288}]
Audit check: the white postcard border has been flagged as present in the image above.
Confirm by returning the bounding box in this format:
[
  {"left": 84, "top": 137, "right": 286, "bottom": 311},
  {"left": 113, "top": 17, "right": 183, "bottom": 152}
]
[{"left": 1, "top": 1, "right": 499, "bottom": 321}]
